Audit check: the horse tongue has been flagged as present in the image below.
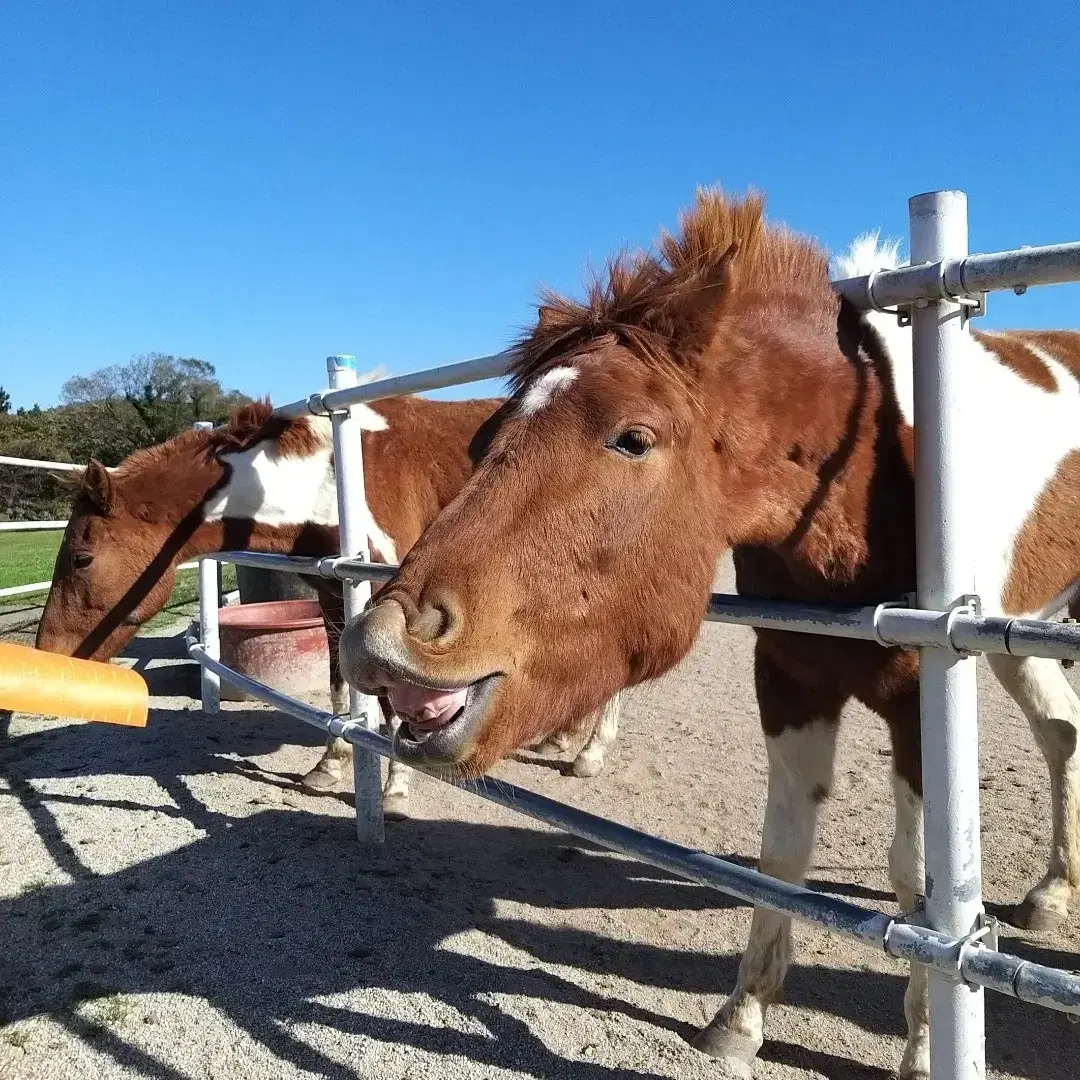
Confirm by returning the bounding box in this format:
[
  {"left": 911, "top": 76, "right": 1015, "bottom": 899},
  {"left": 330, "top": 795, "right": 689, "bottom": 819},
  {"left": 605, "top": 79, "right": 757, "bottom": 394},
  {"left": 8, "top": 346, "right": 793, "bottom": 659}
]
[{"left": 388, "top": 684, "right": 468, "bottom": 729}]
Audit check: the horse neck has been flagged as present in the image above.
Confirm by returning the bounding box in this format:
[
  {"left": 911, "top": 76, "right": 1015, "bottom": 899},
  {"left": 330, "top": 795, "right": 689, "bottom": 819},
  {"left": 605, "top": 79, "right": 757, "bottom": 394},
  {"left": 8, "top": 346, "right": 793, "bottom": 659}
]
[{"left": 721, "top": 306, "right": 915, "bottom": 599}]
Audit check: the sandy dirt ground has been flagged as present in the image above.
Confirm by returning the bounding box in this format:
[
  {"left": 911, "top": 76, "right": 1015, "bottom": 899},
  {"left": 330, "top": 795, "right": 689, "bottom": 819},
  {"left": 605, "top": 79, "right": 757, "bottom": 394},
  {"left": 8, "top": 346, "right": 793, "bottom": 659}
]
[{"left": 2, "top": 556, "right": 1078, "bottom": 1080}]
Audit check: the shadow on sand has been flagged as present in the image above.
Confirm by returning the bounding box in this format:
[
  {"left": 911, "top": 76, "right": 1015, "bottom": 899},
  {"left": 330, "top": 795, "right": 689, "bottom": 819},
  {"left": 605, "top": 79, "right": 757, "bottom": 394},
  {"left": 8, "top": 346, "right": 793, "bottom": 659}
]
[{"left": 2, "top": 690, "right": 1076, "bottom": 1079}]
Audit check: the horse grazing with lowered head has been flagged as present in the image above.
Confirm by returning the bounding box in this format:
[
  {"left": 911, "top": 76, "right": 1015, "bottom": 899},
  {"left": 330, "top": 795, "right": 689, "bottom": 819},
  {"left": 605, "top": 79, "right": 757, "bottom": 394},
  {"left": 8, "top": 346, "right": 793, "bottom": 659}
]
[
  {"left": 339, "top": 189, "right": 1080, "bottom": 1078},
  {"left": 35, "top": 393, "right": 624, "bottom": 806}
]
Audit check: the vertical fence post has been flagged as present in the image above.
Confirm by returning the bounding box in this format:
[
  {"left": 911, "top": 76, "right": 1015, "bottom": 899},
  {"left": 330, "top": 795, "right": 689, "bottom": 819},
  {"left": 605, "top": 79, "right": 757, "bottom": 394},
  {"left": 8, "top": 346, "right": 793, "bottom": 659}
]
[
  {"left": 326, "top": 355, "right": 385, "bottom": 845},
  {"left": 193, "top": 421, "right": 221, "bottom": 714},
  {"left": 910, "top": 190, "right": 985, "bottom": 1080}
]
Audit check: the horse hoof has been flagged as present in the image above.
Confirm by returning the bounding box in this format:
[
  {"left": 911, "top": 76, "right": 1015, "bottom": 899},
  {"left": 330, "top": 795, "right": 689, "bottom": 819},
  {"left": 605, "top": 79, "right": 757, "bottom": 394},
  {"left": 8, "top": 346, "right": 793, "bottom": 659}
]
[
  {"left": 382, "top": 793, "right": 410, "bottom": 820},
  {"left": 690, "top": 1025, "right": 759, "bottom": 1077},
  {"left": 300, "top": 767, "right": 341, "bottom": 793},
  {"left": 898, "top": 1038, "right": 930, "bottom": 1080},
  {"left": 570, "top": 754, "right": 604, "bottom": 778},
  {"left": 1010, "top": 896, "right": 1068, "bottom": 932}
]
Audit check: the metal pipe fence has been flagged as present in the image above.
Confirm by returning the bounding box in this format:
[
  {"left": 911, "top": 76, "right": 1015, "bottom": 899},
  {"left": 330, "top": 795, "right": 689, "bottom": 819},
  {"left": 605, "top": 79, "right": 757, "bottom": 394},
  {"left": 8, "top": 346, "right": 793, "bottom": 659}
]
[
  {"left": 186, "top": 626, "right": 1080, "bottom": 1019},
  {"left": 187, "top": 190, "right": 1079, "bottom": 1080}
]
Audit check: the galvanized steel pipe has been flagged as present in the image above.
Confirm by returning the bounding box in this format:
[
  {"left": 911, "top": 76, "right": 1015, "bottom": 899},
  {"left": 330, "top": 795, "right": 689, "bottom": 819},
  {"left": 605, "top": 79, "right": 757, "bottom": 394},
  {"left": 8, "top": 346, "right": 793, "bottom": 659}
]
[{"left": 185, "top": 631, "right": 1080, "bottom": 1019}]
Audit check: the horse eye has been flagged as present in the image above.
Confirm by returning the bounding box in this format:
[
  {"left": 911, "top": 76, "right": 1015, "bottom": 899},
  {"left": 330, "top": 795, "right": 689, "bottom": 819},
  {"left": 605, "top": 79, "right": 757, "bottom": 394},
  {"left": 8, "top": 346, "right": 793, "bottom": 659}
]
[
  {"left": 609, "top": 428, "right": 654, "bottom": 458},
  {"left": 72, "top": 552, "right": 94, "bottom": 570}
]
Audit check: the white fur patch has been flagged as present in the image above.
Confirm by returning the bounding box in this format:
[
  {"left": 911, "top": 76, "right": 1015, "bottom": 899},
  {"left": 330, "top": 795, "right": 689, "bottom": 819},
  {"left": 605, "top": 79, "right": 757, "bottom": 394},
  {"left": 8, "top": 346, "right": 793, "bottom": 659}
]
[
  {"left": 203, "top": 408, "right": 397, "bottom": 564},
  {"left": 833, "top": 231, "right": 1080, "bottom": 617},
  {"left": 203, "top": 416, "right": 341, "bottom": 527},
  {"left": 519, "top": 366, "right": 578, "bottom": 416}
]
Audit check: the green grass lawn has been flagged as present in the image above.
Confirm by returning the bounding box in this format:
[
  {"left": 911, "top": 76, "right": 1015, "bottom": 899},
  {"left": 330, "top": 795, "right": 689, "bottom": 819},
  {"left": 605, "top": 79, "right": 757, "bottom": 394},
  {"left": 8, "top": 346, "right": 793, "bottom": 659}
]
[
  {"left": 0, "top": 529, "right": 64, "bottom": 592},
  {"left": 0, "top": 528, "right": 236, "bottom": 626}
]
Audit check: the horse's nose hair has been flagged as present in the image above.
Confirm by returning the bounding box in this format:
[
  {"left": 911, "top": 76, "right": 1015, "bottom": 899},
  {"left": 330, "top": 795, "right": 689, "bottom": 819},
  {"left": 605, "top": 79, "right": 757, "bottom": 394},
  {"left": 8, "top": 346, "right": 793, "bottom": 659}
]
[{"left": 402, "top": 590, "right": 464, "bottom": 647}]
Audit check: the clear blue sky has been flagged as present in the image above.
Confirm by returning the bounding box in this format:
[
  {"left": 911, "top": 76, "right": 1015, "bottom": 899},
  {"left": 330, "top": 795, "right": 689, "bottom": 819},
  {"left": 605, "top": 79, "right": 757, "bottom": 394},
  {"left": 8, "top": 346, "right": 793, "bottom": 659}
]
[{"left": 4, "top": 1, "right": 1078, "bottom": 410}]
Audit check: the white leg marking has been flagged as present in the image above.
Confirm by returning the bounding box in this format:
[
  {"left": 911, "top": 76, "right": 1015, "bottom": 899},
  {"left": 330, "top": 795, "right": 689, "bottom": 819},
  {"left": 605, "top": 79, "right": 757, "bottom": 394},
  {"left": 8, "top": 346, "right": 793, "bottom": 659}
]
[
  {"left": 988, "top": 653, "right": 1079, "bottom": 928},
  {"left": 695, "top": 721, "right": 838, "bottom": 1075},
  {"left": 571, "top": 694, "right": 621, "bottom": 778},
  {"left": 330, "top": 682, "right": 349, "bottom": 717},
  {"left": 518, "top": 366, "right": 578, "bottom": 416},
  {"left": 890, "top": 774, "right": 929, "bottom": 1080}
]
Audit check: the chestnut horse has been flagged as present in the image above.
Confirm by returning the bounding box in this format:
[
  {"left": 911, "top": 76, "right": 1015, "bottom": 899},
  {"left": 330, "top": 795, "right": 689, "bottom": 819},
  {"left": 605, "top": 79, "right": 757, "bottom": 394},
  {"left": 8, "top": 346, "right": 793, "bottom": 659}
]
[
  {"left": 34, "top": 393, "right": 623, "bottom": 805},
  {"left": 339, "top": 189, "right": 1080, "bottom": 1077}
]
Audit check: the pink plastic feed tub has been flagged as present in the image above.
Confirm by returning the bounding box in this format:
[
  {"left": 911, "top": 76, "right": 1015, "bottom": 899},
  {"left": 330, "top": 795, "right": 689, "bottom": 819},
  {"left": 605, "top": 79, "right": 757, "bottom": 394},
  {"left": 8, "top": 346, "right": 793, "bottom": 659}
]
[{"left": 217, "top": 599, "right": 328, "bottom": 703}]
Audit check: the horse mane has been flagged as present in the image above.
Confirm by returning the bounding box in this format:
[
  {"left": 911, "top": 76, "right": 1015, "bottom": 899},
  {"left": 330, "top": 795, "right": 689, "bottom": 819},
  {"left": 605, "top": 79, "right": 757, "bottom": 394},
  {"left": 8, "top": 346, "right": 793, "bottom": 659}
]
[
  {"left": 511, "top": 187, "right": 832, "bottom": 390},
  {"left": 91, "top": 398, "right": 312, "bottom": 492}
]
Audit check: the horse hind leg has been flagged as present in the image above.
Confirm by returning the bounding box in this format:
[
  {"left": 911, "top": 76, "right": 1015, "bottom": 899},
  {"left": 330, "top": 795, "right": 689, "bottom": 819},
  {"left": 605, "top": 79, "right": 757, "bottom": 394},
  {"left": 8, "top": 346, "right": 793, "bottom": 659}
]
[
  {"left": 301, "top": 589, "right": 352, "bottom": 793},
  {"left": 878, "top": 690, "right": 929, "bottom": 1080},
  {"left": 987, "top": 652, "right": 1079, "bottom": 930},
  {"left": 693, "top": 650, "right": 843, "bottom": 1077}
]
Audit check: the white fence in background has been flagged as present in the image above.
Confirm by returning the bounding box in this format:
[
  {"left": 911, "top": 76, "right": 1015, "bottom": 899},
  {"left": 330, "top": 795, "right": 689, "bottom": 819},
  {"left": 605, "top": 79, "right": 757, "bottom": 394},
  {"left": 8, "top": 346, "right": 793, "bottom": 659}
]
[
  {"left": 0, "top": 457, "right": 200, "bottom": 600},
  {"left": 176, "top": 190, "right": 1080, "bottom": 1077}
]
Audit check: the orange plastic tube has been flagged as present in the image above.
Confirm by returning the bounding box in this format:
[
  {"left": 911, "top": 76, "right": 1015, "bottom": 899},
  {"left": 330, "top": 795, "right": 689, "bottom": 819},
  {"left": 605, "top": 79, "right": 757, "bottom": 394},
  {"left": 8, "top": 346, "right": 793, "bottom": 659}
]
[{"left": 0, "top": 643, "right": 148, "bottom": 728}]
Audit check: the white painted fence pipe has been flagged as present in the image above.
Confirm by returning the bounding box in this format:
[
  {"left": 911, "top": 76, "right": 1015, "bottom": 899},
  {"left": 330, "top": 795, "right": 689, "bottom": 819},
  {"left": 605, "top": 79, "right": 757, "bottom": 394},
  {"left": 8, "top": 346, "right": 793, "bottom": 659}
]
[
  {"left": 910, "top": 190, "right": 985, "bottom": 1080},
  {"left": 0, "top": 456, "right": 90, "bottom": 473},
  {"left": 192, "top": 422, "right": 221, "bottom": 714},
  {"left": 0, "top": 560, "right": 201, "bottom": 601},
  {"left": 327, "top": 355, "right": 384, "bottom": 845},
  {"left": 0, "top": 520, "right": 68, "bottom": 533}
]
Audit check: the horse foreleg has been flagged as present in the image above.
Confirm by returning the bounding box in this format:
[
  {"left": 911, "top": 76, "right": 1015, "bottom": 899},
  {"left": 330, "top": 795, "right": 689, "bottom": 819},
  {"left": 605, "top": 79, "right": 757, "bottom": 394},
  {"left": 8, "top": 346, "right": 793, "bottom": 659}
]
[{"left": 694, "top": 650, "right": 842, "bottom": 1078}]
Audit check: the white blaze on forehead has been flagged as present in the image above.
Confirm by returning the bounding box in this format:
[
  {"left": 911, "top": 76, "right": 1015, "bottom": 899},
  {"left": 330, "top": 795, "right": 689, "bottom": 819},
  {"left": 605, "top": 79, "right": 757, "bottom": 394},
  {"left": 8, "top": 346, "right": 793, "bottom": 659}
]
[{"left": 519, "top": 366, "right": 578, "bottom": 416}]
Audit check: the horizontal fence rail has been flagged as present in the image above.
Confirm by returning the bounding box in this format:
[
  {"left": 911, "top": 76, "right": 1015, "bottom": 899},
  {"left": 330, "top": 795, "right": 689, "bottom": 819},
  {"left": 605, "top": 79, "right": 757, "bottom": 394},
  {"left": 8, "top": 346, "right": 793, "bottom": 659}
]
[
  {"left": 0, "top": 560, "right": 202, "bottom": 602},
  {"left": 0, "top": 521, "right": 68, "bottom": 533},
  {"left": 275, "top": 349, "right": 515, "bottom": 419},
  {"left": 185, "top": 625, "right": 1080, "bottom": 1018},
  {"left": 0, "top": 455, "right": 95, "bottom": 473},
  {"left": 210, "top": 551, "right": 1080, "bottom": 662},
  {"left": 833, "top": 240, "right": 1080, "bottom": 312}
]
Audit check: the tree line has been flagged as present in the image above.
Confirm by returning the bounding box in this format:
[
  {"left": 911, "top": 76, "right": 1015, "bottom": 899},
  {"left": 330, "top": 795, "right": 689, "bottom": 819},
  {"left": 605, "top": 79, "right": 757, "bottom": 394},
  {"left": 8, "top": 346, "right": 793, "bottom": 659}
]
[{"left": 0, "top": 354, "right": 251, "bottom": 521}]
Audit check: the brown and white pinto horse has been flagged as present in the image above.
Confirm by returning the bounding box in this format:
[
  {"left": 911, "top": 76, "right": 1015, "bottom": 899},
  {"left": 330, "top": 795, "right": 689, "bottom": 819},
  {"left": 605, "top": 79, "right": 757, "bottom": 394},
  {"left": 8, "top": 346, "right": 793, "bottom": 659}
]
[
  {"left": 340, "top": 190, "right": 1080, "bottom": 1077},
  {"left": 34, "top": 393, "right": 491, "bottom": 806}
]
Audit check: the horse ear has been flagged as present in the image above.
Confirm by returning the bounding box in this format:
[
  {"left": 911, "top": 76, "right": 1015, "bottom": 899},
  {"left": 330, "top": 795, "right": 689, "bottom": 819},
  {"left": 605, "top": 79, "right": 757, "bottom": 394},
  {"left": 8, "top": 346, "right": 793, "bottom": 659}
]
[
  {"left": 82, "top": 459, "right": 115, "bottom": 515},
  {"left": 536, "top": 305, "right": 560, "bottom": 329},
  {"left": 664, "top": 242, "right": 741, "bottom": 358}
]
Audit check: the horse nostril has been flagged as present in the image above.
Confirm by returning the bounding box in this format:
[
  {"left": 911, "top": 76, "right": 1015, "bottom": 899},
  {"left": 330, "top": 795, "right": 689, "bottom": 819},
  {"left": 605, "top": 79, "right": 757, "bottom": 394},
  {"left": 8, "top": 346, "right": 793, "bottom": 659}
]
[{"left": 405, "top": 591, "right": 463, "bottom": 646}]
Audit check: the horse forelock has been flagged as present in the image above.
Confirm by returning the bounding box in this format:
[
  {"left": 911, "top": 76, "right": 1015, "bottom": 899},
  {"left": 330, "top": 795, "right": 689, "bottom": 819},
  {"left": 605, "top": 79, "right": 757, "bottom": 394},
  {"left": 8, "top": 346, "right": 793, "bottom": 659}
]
[{"left": 511, "top": 186, "right": 833, "bottom": 396}]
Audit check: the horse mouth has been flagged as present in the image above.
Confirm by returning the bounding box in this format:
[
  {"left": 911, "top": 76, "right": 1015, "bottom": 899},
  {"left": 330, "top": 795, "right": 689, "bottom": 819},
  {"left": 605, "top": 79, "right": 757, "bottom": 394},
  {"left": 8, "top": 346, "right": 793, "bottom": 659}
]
[{"left": 391, "top": 674, "right": 502, "bottom": 767}]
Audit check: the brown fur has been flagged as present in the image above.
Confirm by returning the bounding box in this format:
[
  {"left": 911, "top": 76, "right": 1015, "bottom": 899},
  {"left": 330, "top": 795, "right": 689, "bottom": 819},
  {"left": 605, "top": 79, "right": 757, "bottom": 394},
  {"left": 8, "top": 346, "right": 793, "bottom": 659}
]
[
  {"left": 1004, "top": 450, "right": 1080, "bottom": 615},
  {"left": 36, "top": 395, "right": 503, "bottom": 661},
  {"left": 972, "top": 331, "right": 1057, "bottom": 392}
]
